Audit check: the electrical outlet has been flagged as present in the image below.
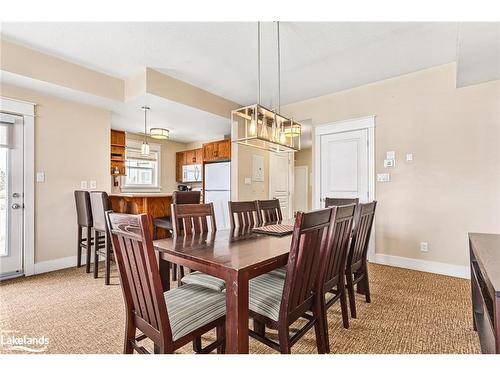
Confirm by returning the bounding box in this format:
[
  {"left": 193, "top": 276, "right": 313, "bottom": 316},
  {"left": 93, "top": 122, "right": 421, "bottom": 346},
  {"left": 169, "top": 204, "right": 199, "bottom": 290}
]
[
  {"left": 80, "top": 180, "right": 88, "bottom": 190},
  {"left": 36, "top": 172, "right": 45, "bottom": 183},
  {"left": 406, "top": 153, "right": 413, "bottom": 162},
  {"left": 377, "top": 173, "right": 390, "bottom": 182},
  {"left": 420, "top": 242, "right": 429, "bottom": 252},
  {"left": 89, "top": 180, "right": 97, "bottom": 189},
  {"left": 384, "top": 159, "right": 395, "bottom": 168}
]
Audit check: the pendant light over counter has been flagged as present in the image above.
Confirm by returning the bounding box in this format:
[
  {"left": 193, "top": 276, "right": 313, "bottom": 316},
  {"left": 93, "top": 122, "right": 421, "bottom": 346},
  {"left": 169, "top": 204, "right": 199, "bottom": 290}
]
[
  {"left": 139, "top": 106, "right": 170, "bottom": 155},
  {"left": 233, "top": 21, "right": 301, "bottom": 153}
]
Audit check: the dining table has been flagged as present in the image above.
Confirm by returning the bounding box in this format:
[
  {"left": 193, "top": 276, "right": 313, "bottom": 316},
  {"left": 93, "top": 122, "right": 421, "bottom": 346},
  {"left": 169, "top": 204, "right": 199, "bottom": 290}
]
[{"left": 153, "top": 222, "right": 294, "bottom": 354}]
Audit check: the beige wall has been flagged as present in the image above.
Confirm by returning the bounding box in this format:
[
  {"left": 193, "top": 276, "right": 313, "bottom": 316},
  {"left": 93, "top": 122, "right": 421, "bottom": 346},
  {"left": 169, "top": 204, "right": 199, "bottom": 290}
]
[
  {"left": 236, "top": 146, "right": 270, "bottom": 201},
  {"left": 1, "top": 83, "right": 110, "bottom": 263},
  {"left": 125, "top": 133, "right": 188, "bottom": 193},
  {"left": 294, "top": 148, "right": 313, "bottom": 210},
  {"left": 282, "top": 63, "right": 500, "bottom": 268}
]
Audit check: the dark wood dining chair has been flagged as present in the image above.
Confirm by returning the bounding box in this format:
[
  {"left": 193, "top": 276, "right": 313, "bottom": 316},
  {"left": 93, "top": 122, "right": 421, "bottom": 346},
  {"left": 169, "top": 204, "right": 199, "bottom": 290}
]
[
  {"left": 89, "top": 191, "right": 112, "bottom": 285},
  {"left": 228, "top": 200, "right": 260, "bottom": 228},
  {"left": 153, "top": 191, "right": 201, "bottom": 282},
  {"left": 74, "top": 190, "right": 104, "bottom": 273},
  {"left": 321, "top": 204, "right": 356, "bottom": 335},
  {"left": 106, "top": 212, "right": 226, "bottom": 354},
  {"left": 248, "top": 208, "right": 336, "bottom": 354},
  {"left": 171, "top": 203, "right": 225, "bottom": 292},
  {"left": 345, "top": 201, "right": 377, "bottom": 318},
  {"left": 256, "top": 199, "right": 282, "bottom": 224},
  {"left": 324, "top": 197, "right": 359, "bottom": 208}
]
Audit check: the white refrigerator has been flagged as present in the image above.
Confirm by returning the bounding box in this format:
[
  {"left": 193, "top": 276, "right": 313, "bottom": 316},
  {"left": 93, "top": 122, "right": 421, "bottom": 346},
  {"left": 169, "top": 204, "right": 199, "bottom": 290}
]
[{"left": 204, "top": 162, "right": 231, "bottom": 229}]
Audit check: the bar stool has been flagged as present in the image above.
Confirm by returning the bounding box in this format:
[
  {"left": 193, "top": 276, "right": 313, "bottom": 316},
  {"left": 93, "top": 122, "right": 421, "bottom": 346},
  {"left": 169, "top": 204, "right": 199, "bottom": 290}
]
[
  {"left": 74, "top": 190, "right": 104, "bottom": 273},
  {"left": 153, "top": 191, "right": 201, "bottom": 282},
  {"left": 90, "top": 191, "right": 113, "bottom": 285}
]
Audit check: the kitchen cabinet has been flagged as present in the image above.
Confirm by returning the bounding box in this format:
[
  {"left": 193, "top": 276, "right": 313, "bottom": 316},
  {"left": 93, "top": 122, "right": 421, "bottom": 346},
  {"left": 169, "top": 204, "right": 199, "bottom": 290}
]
[
  {"left": 110, "top": 130, "right": 126, "bottom": 175},
  {"left": 203, "top": 139, "right": 231, "bottom": 162},
  {"left": 176, "top": 148, "right": 203, "bottom": 182}
]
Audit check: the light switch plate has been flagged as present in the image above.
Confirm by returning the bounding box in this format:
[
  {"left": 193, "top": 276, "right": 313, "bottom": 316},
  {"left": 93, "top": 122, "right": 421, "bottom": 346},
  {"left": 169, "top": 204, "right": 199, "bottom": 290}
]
[
  {"left": 386, "top": 151, "right": 396, "bottom": 160},
  {"left": 406, "top": 153, "right": 413, "bottom": 162},
  {"left": 384, "top": 159, "right": 395, "bottom": 168},
  {"left": 80, "top": 180, "right": 88, "bottom": 189},
  {"left": 377, "top": 173, "right": 390, "bottom": 182},
  {"left": 89, "top": 180, "right": 97, "bottom": 189},
  {"left": 244, "top": 177, "right": 252, "bottom": 185},
  {"left": 36, "top": 172, "right": 45, "bottom": 183}
]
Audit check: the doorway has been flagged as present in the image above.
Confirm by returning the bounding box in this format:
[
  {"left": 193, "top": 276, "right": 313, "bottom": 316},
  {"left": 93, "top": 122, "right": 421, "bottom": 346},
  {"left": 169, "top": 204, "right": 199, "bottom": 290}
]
[{"left": 0, "top": 113, "right": 24, "bottom": 280}]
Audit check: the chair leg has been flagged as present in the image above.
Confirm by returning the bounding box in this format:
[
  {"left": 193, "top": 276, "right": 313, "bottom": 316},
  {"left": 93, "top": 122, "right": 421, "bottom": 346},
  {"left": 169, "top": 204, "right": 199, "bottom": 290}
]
[
  {"left": 192, "top": 337, "right": 202, "bottom": 352},
  {"left": 216, "top": 324, "right": 226, "bottom": 354},
  {"left": 312, "top": 298, "right": 328, "bottom": 354},
  {"left": 363, "top": 270, "right": 371, "bottom": 303},
  {"left": 94, "top": 230, "right": 99, "bottom": 279},
  {"left": 339, "top": 283, "right": 349, "bottom": 329},
  {"left": 105, "top": 234, "right": 111, "bottom": 285},
  {"left": 85, "top": 227, "right": 92, "bottom": 273},
  {"left": 177, "top": 266, "right": 185, "bottom": 287},
  {"left": 153, "top": 225, "right": 158, "bottom": 240},
  {"left": 254, "top": 319, "right": 266, "bottom": 337},
  {"left": 346, "top": 272, "right": 357, "bottom": 318},
  {"left": 123, "top": 313, "right": 135, "bottom": 354},
  {"left": 278, "top": 327, "right": 291, "bottom": 354},
  {"left": 77, "top": 226, "right": 82, "bottom": 268}
]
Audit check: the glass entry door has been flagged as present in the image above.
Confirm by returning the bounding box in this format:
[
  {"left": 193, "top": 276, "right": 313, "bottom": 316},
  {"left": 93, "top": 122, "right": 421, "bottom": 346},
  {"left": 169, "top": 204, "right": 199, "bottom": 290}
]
[{"left": 0, "top": 113, "right": 24, "bottom": 280}]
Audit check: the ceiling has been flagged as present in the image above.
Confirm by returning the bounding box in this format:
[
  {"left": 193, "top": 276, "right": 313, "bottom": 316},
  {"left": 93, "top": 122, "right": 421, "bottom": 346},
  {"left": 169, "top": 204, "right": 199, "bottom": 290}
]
[{"left": 1, "top": 22, "right": 498, "bottom": 146}]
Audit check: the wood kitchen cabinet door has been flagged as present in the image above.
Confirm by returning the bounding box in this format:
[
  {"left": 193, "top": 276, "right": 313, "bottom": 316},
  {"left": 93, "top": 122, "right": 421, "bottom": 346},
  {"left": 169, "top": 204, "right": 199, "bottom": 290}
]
[
  {"left": 176, "top": 151, "right": 184, "bottom": 182},
  {"left": 185, "top": 149, "right": 195, "bottom": 165},
  {"left": 203, "top": 142, "right": 215, "bottom": 161},
  {"left": 194, "top": 148, "right": 203, "bottom": 164},
  {"left": 203, "top": 140, "right": 231, "bottom": 162}
]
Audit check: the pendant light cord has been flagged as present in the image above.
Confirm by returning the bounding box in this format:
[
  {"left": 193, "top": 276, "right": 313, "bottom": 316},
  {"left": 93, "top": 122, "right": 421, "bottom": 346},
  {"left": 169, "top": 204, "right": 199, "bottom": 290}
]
[
  {"left": 258, "top": 22, "right": 261, "bottom": 105},
  {"left": 277, "top": 21, "right": 281, "bottom": 113}
]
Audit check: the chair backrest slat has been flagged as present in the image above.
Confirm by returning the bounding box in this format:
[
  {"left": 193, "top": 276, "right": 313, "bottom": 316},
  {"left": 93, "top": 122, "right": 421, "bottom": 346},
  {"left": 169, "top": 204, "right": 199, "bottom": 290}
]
[
  {"left": 106, "top": 212, "right": 172, "bottom": 342},
  {"left": 74, "top": 190, "right": 93, "bottom": 227},
  {"left": 228, "top": 201, "right": 260, "bottom": 228},
  {"left": 173, "top": 191, "right": 201, "bottom": 204},
  {"left": 325, "top": 197, "right": 359, "bottom": 208},
  {"left": 323, "top": 204, "right": 356, "bottom": 289},
  {"left": 171, "top": 203, "right": 217, "bottom": 236},
  {"left": 348, "top": 201, "right": 377, "bottom": 269},
  {"left": 90, "top": 191, "right": 111, "bottom": 232},
  {"left": 256, "top": 199, "right": 282, "bottom": 224},
  {"left": 280, "top": 208, "right": 335, "bottom": 320}
]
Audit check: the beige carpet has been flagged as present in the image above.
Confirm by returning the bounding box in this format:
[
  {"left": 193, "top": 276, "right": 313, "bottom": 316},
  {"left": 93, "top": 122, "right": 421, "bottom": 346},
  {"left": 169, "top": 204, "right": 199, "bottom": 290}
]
[{"left": 0, "top": 263, "right": 480, "bottom": 354}]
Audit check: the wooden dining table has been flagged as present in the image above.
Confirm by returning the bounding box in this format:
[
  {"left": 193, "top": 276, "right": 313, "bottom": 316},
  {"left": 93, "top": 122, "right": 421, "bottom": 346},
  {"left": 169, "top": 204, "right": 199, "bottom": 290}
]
[{"left": 153, "top": 224, "right": 294, "bottom": 354}]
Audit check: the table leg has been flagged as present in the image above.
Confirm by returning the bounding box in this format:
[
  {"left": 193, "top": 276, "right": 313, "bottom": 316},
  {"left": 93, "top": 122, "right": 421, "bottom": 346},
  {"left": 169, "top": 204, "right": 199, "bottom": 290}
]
[
  {"left": 159, "top": 257, "right": 171, "bottom": 292},
  {"left": 225, "top": 270, "right": 249, "bottom": 354}
]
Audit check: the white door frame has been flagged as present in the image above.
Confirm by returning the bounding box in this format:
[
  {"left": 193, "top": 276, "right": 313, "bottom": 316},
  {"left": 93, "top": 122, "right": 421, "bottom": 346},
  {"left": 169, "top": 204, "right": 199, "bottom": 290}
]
[
  {"left": 0, "top": 97, "right": 35, "bottom": 277},
  {"left": 313, "top": 115, "right": 376, "bottom": 258},
  {"left": 294, "top": 165, "right": 309, "bottom": 212}
]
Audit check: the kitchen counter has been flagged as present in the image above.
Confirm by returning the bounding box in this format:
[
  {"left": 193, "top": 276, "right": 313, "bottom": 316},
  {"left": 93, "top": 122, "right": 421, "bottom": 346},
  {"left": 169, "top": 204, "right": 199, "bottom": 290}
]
[{"left": 109, "top": 193, "right": 173, "bottom": 238}]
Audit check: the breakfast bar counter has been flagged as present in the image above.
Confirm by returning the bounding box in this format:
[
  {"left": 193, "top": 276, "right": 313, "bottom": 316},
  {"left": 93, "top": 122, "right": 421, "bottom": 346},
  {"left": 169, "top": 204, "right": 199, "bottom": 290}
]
[{"left": 109, "top": 193, "right": 173, "bottom": 238}]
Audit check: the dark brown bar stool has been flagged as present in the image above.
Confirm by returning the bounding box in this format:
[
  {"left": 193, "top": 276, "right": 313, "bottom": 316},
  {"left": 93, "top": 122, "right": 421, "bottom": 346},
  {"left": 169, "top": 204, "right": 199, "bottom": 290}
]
[
  {"left": 74, "top": 190, "right": 104, "bottom": 273},
  {"left": 90, "top": 191, "right": 113, "bottom": 285}
]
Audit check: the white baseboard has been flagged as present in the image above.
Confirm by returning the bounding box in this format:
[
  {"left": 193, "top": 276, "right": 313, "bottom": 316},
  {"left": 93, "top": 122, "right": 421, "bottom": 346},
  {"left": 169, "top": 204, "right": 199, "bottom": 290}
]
[
  {"left": 372, "top": 253, "right": 470, "bottom": 279},
  {"left": 34, "top": 252, "right": 95, "bottom": 275}
]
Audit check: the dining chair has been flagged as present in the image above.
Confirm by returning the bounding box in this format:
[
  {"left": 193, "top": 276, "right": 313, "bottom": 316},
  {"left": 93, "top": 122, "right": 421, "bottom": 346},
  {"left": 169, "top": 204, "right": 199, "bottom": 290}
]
[
  {"left": 106, "top": 212, "right": 226, "bottom": 354},
  {"left": 321, "top": 204, "right": 356, "bottom": 334},
  {"left": 74, "top": 190, "right": 104, "bottom": 273},
  {"left": 247, "top": 207, "right": 336, "bottom": 354},
  {"left": 153, "top": 191, "right": 201, "bottom": 282},
  {"left": 89, "top": 191, "right": 112, "bottom": 285},
  {"left": 228, "top": 200, "right": 260, "bottom": 228},
  {"left": 256, "top": 199, "right": 282, "bottom": 224},
  {"left": 345, "top": 201, "right": 377, "bottom": 318},
  {"left": 324, "top": 197, "right": 359, "bottom": 208},
  {"left": 172, "top": 203, "right": 226, "bottom": 292}
]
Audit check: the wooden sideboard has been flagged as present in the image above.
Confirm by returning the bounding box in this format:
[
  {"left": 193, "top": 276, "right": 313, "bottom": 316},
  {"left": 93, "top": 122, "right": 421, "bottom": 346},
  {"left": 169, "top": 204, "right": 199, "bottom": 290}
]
[
  {"left": 469, "top": 233, "right": 500, "bottom": 354},
  {"left": 109, "top": 193, "right": 173, "bottom": 239}
]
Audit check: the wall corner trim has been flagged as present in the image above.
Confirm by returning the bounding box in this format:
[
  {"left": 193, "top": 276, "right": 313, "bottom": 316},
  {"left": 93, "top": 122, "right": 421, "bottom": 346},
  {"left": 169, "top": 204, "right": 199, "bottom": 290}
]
[{"left": 373, "top": 253, "right": 470, "bottom": 279}]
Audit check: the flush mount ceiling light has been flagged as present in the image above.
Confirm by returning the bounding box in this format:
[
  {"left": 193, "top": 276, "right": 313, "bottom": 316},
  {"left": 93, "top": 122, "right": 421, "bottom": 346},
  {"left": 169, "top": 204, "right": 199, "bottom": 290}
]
[
  {"left": 141, "top": 106, "right": 150, "bottom": 156},
  {"left": 150, "top": 127, "right": 170, "bottom": 140},
  {"left": 233, "top": 22, "right": 301, "bottom": 153}
]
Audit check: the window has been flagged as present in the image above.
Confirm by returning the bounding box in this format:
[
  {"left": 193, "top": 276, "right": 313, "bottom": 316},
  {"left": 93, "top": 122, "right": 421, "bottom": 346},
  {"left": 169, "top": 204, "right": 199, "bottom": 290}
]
[{"left": 122, "top": 140, "right": 161, "bottom": 191}]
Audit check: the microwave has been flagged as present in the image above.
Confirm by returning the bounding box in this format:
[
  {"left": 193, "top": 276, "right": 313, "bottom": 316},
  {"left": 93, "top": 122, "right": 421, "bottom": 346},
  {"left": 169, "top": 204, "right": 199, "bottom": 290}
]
[{"left": 182, "top": 164, "right": 202, "bottom": 182}]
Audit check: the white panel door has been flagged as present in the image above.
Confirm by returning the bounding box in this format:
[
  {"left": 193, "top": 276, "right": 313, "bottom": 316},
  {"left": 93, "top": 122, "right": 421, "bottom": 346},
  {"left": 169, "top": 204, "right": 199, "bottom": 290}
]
[
  {"left": 269, "top": 153, "right": 293, "bottom": 219},
  {"left": 320, "top": 129, "right": 368, "bottom": 206},
  {"left": 0, "top": 114, "right": 24, "bottom": 279}
]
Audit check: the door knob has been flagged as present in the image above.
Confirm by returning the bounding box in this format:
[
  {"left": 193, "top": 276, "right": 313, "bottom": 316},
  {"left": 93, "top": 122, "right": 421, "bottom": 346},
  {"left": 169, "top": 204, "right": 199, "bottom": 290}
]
[{"left": 11, "top": 203, "right": 23, "bottom": 209}]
